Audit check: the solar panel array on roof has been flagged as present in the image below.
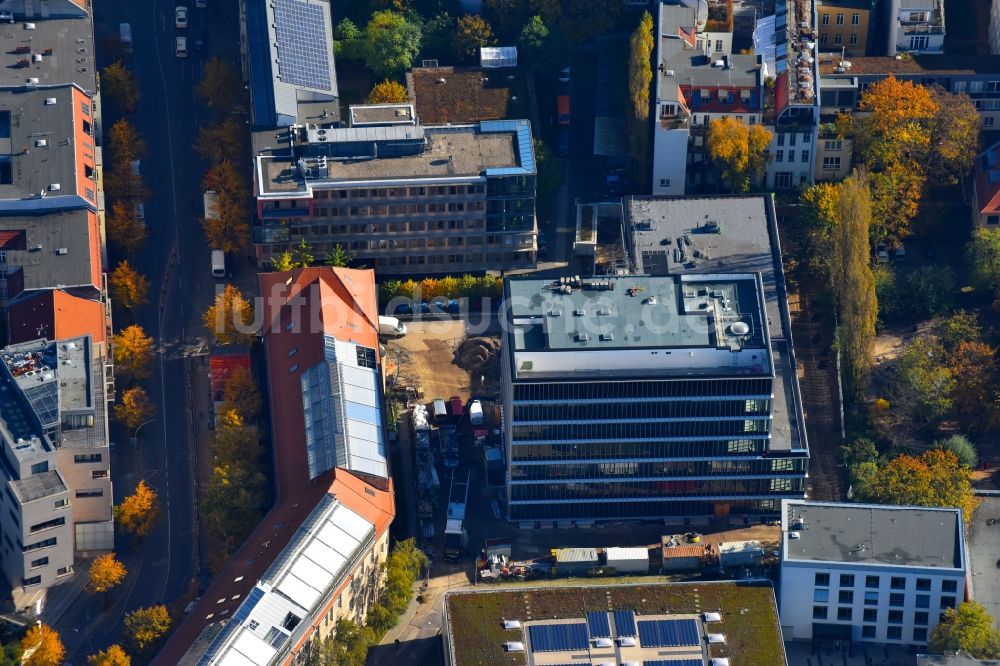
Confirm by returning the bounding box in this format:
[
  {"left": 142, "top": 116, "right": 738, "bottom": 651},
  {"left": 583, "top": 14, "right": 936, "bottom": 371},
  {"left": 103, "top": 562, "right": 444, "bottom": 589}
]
[
  {"left": 614, "top": 610, "right": 637, "bottom": 637},
  {"left": 233, "top": 586, "right": 266, "bottom": 625},
  {"left": 528, "top": 623, "right": 589, "bottom": 652},
  {"left": 273, "top": 0, "right": 333, "bottom": 91},
  {"left": 587, "top": 611, "right": 611, "bottom": 638},
  {"left": 644, "top": 660, "right": 703, "bottom": 666},
  {"left": 638, "top": 619, "right": 700, "bottom": 648}
]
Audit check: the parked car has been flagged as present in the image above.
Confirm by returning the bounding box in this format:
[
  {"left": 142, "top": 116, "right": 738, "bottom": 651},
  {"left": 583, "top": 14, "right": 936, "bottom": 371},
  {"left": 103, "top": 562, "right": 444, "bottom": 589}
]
[
  {"left": 175, "top": 6, "right": 188, "bottom": 28},
  {"left": 876, "top": 242, "right": 889, "bottom": 264},
  {"left": 175, "top": 36, "right": 188, "bottom": 57},
  {"left": 558, "top": 67, "right": 571, "bottom": 84}
]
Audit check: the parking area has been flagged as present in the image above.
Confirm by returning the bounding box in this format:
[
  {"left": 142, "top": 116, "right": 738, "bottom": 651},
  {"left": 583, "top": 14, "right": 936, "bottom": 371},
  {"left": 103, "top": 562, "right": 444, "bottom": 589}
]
[{"left": 967, "top": 495, "right": 1000, "bottom": 622}]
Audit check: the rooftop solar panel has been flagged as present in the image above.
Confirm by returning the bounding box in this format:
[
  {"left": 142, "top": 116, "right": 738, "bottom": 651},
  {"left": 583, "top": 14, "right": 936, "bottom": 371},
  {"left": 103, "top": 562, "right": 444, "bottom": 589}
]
[
  {"left": 273, "top": 0, "right": 333, "bottom": 91},
  {"left": 528, "top": 623, "right": 589, "bottom": 652},
  {"left": 644, "top": 660, "right": 703, "bottom": 666},
  {"left": 637, "top": 619, "right": 700, "bottom": 648},
  {"left": 614, "top": 610, "right": 637, "bottom": 637},
  {"left": 232, "top": 586, "right": 266, "bottom": 624},
  {"left": 587, "top": 611, "right": 611, "bottom": 638}
]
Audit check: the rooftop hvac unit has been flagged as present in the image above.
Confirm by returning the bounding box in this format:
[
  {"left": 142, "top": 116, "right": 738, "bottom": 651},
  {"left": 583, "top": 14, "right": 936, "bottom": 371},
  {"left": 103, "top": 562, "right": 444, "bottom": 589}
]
[
  {"left": 32, "top": 54, "right": 41, "bottom": 62},
  {"left": 27, "top": 78, "right": 39, "bottom": 85},
  {"left": 24, "top": 22, "right": 35, "bottom": 29},
  {"left": 43, "top": 97, "right": 56, "bottom": 105},
  {"left": 56, "top": 248, "right": 67, "bottom": 255},
  {"left": 48, "top": 183, "right": 60, "bottom": 191},
  {"left": 35, "top": 139, "right": 46, "bottom": 147}
]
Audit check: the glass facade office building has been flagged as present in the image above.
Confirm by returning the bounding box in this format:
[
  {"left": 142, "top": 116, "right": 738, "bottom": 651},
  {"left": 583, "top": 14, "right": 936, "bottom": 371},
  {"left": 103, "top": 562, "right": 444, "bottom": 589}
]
[{"left": 501, "top": 272, "right": 808, "bottom": 523}]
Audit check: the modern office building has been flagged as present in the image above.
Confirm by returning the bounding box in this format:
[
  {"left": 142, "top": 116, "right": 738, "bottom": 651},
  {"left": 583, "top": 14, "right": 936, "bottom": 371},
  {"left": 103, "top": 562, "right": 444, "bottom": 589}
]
[
  {"left": 242, "top": 0, "right": 339, "bottom": 128},
  {"left": 0, "top": 334, "right": 113, "bottom": 602},
  {"left": 500, "top": 195, "right": 807, "bottom": 523},
  {"left": 651, "top": 2, "right": 764, "bottom": 195},
  {"left": 816, "top": 0, "right": 876, "bottom": 56},
  {"left": 780, "top": 500, "right": 968, "bottom": 648},
  {"left": 753, "top": 0, "right": 821, "bottom": 189},
  {"left": 156, "top": 267, "right": 395, "bottom": 665},
  {"left": 251, "top": 106, "right": 537, "bottom": 274},
  {"left": 889, "top": 0, "right": 945, "bottom": 55}
]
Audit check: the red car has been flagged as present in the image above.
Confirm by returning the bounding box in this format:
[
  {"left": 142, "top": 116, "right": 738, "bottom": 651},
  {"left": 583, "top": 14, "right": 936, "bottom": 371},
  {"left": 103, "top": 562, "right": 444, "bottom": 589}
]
[{"left": 448, "top": 396, "right": 464, "bottom": 418}]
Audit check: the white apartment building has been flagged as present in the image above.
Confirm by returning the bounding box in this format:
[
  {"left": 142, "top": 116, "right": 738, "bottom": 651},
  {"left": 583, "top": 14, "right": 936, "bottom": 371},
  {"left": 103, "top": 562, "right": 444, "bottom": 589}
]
[
  {"left": 891, "top": 0, "right": 945, "bottom": 54},
  {"left": 780, "top": 500, "right": 968, "bottom": 649},
  {"left": 0, "top": 335, "right": 113, "bottom": 601}
]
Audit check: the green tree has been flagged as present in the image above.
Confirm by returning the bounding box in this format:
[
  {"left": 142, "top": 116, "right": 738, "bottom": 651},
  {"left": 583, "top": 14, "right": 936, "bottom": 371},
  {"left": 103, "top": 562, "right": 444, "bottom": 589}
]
[
  {"left": 533, "top": 138, "right": 563, "bottom": 196},
  {"left": 271, "top": 251, "right": 295, "bottom": 272},
  {"left": 967, "top": 228, "right": 1000, "bottom": 294},
  {"left": 483, "top": 0, "right": 530, "bottom": 40},
  {"left": 124, "top": 605, "right": 171, "bottom": 652},
  {"left": 293, "top": 238, "right": 313, "bottom": 267},
  {"left": 419, "top": 12, "right": 454, "bottom": 61},
  {"left": 930, "top": 601, "right": 1000, "bottom": 658},
  {"left": 934, "top": 435, "right": 978, "bottom": 468},
  {"left": 453, "top": 14, "right": 495, "bottom": 62},
  {"left": 830, "top": 171, "right": 877, "bottom": 402},
  {"left": 518, "top": 15, "right": 549, "bottom": 62},
  {"left": 365, "top": 11, "right": 422, "bottom": 77},
  {"left": 854, "top": 449, "right": 979, "bottom": 520},
  {"left": 334, "top": 17, "right": 361, "bottom": 40},
  {"left": 872, "top": 264, "right": 902, "bottom": 326},
  {"left": 891, "top": 336, "right": 955, "bottom": 422},
  {"left": 324, "top": 244, "right": 353, "bottom": 267},
  {"left": 936, "top": 310, "right": 982, "bottom": 353},
  {"left": 903, "top": 265, "right": 955, "bottom": 318},
  {"left": 838, "top": 436, "right": 879, "bottom": 486},
  {"left": 928, "top": 86, "right": 981, "bottom": 186},
  {"left": 558, "top": 0, "right": 621, "bottom": 42}
]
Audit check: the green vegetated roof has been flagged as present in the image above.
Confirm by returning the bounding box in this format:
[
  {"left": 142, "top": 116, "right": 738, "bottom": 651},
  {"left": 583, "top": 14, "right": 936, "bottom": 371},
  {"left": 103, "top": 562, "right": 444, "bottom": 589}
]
[{"left": 445, "top": 580, "right": 785, "bottom": 666}]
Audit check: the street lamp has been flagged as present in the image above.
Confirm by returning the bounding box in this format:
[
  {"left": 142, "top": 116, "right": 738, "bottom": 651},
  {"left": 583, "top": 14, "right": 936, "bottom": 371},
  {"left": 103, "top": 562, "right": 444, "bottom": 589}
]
[{"left": 130, "top": 419, "right": 156, "bottom": 447}]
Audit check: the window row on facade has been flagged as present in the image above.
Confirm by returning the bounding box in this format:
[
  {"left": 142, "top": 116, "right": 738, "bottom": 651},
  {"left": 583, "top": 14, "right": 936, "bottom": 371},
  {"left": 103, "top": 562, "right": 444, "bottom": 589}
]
[
  {"left": 814, "top": 572, "right": 959, "bottom": 593},
  {"left": 511, "top": 399, "right": 771, "bottom": 422},
  {"left": 508, "top": 438, "right": 775, "bottom": 461},
  {"left": 509, "top": 497, "right": 782, "bottom": 521},
  {"left": 314, "top": 184, "right": 486, "bottom": 199},
  {"left": 512, "top": 378, "right": 774, "bottom": 401},
  {"left": 511, "top": 419, "right": 770, "bottom": 442},
  {"left": 509, "top": 457, "right": 805, "bottom": 480},
  {"left": 508, "top": 476, "right": 805, "bottom": 501}
]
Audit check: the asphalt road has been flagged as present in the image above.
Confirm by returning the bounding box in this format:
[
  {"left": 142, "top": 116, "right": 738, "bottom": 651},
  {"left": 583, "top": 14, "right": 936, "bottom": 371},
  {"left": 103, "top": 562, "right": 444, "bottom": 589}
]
[{"left": 57, "top": 0, "right": 248, "bottom": 656}]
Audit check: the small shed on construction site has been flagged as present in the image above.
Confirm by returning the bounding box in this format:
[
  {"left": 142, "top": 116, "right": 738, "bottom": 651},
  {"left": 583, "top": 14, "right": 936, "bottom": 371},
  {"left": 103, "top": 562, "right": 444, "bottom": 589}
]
[
  {"left": 719, "top": 540, "right": 764, "bottom": 567},
  {"left": 553, "top": 547, "right": 598, "bottom": 576},
  {"left": 605, "top": 547, "right": 649, "bottom": 574}
]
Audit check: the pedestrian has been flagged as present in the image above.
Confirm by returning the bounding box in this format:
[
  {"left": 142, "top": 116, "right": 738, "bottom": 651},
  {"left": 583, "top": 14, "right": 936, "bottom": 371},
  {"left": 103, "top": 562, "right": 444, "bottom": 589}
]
[{"left": 394, "top": 639, "right": 400, "bottom": 650}]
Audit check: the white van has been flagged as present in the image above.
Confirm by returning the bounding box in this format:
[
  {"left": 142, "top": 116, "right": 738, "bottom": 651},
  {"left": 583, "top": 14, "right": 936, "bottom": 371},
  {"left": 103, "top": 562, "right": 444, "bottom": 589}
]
[
  {"left": 211, "top": 250, "right": 225, "bottom": 278},
  {"left": 432, "top": 398, "right": 448, "bottom": 424},
  {"left": 377, "top": 315, "right": 407, "bottom": 338}
]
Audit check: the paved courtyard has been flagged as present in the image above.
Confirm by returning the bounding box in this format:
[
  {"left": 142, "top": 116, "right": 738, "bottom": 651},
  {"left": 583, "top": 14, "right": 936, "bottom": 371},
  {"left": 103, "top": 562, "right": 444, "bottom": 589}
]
[{"left": 967, "top": 495, "right": 1000, "bottom": 622}]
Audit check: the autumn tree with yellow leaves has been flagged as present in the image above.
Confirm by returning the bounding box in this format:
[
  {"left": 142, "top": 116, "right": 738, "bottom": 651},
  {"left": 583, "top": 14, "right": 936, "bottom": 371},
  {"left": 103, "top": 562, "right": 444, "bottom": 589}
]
[
  {"left": 114, "top": 386, "right": 155, "bottom": 431},
  {"left": 201, "top": 161, "right": 250, "bottom": 253},
  {"left": 204, "top": 285, "right": 256, "bottom": 344},
  {"left": 707, "top": 116, "right": 773, "bottom": 193},
  {"left": 109, "top": 260, "right": 150, "bottom": 311},
  {"left": 366, "top": 79, "right": 409, "bottom": 104},
  {"left": 112, "top": 325, "right": 153, "bottom": 381},
  {"left": 106, "top": 201, "right": 148, "bottom": 256},
  {"left": 87, "top": 552, "right": 127, "bottom": 594},
  {"left": 20, "top": 624, "right": 64, "bottom": 666},
  {"left": 114, "top": 480, "right": 162, "bottom": 540},
  {"left": 87, "top": 645, "right": 130, "bottom": 666},
  {"left": 124, "top": 605, "right": 171, "bottom": 652},
  {"left": 627, "top": 11, "right": 654, "bottom": 185},
  {"left": 219, "top": 367, "right": 261, "bottom": 423}
]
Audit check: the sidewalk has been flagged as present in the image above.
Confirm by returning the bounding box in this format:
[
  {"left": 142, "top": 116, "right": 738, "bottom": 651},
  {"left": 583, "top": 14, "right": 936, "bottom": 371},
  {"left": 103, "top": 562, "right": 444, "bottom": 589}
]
[{"left": 367, "top": 569, "right": 470, "bottom": 666}]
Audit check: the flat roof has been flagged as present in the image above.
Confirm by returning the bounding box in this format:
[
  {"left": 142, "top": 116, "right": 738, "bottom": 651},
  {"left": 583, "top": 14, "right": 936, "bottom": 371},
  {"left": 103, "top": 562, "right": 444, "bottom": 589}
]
[
  {"left": 782, "top": 500, "right": 965, "bottom": 570},
  {"left": 0, "top": 13, "right": 96, "bottom": 92},
  {"left": 820, "top": 54, "right": 1000, "bottom": 76},
  {"left": 257, "top": 120, "right": 534, "bottom": 196},
  {"left": 349, "top": 103, "right": 415, "bottom": 126},
  {"left": 445, "top": 581, "right": 786, "bottom": 666},
  {"left": 0, "top": 210, "right": 99, "bottom": 290},
  {"left": 507, "top": 275, "right": 767, "bottom": 352},
  {"left": 11, "top": 470, "right": 66, "bottom": 503},
  {"left": 408, "top": 66, "right": 530, "bottom": 125},
  {"left": 0, "top": 87, "right": 88, "bottom": 208}
]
